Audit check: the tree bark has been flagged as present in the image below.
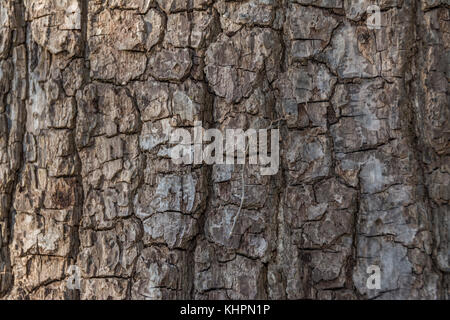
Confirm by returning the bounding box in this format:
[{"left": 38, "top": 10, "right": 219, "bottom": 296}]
[{"left": 0, "top": 0, "right": 448, "bottom": 300}]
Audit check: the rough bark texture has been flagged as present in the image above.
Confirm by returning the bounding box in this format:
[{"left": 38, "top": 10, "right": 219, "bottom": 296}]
[{"left": 0, "top": 0, "right": 448, "bottom": 300}]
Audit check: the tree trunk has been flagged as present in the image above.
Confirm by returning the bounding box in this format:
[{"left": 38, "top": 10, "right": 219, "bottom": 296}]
[{"left": 0, "top": 0, "right": 448, "bottom": 300}]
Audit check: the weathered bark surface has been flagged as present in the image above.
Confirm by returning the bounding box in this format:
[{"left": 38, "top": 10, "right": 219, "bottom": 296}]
[{"left": 0, "top": 0, "right": 448, "bottom": 300}]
